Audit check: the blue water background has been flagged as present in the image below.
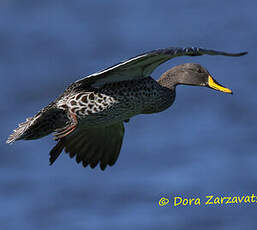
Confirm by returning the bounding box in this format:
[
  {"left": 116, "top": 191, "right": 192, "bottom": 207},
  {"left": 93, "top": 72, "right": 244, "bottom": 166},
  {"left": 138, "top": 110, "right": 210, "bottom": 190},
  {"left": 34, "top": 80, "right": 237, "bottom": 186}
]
[{"left": 1, "top": 0, "right": 257, "bottom": 229}]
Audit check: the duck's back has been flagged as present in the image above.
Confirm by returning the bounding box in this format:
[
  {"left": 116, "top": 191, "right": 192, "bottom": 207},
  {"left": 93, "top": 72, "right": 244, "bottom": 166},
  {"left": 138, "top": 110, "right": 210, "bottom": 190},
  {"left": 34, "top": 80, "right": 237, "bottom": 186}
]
[
  {"left": 57, "top": 77, "right": 174, "bottom": 128},
  {"left": 7, "top": 77, "right": 174, "bottom": 143}
]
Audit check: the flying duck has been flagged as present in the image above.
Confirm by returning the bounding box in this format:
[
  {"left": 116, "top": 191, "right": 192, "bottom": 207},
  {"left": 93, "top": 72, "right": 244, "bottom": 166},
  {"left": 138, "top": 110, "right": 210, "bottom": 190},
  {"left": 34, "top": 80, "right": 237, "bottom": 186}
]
[{"left": 6, "top": 47, "right": 247, "bottom": 170}]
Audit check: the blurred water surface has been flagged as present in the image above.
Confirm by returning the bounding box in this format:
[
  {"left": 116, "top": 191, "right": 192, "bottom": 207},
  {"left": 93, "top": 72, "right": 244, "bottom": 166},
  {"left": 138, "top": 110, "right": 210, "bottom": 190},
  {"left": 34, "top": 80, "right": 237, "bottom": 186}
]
[{"left": 1, "top": 0, "right": 257, "bottom": 229}]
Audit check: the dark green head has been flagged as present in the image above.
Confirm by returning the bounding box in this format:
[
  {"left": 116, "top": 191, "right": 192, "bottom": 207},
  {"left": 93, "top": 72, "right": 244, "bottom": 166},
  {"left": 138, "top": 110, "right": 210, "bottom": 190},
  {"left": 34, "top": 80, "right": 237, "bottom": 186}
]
[{"left": 158, "top": 63, "right": 232, "bottom": 94}]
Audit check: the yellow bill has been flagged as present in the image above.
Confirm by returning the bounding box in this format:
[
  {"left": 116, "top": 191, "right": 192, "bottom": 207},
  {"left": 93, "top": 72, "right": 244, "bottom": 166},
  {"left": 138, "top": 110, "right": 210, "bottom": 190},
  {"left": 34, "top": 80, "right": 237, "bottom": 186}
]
[{"left": 208, "top": 75, "right": 232, "bottom": 94}]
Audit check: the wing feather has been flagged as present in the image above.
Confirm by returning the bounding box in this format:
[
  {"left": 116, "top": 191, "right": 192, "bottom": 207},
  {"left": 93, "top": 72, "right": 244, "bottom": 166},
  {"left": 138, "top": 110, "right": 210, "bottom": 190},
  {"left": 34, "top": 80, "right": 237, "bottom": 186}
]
[
  {"left": 49, "top": 122, "right": 125, "bottom": 170},
  {"left": 76, "top": 47, "right": 247, "bottom": 87}
]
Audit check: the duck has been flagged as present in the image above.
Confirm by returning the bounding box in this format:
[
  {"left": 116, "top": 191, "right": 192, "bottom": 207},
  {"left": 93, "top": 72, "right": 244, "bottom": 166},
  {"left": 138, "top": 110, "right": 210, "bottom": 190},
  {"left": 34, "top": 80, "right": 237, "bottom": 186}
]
[{"left": 6, "top": 47, "right": 247, "bottom": 170}]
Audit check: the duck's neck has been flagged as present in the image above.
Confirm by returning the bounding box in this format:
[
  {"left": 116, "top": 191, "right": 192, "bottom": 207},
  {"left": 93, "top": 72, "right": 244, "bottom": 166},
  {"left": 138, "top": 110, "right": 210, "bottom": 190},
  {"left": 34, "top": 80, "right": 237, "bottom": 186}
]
[{"left": 157, "top": 72, "right": 177, "bottom": 90}]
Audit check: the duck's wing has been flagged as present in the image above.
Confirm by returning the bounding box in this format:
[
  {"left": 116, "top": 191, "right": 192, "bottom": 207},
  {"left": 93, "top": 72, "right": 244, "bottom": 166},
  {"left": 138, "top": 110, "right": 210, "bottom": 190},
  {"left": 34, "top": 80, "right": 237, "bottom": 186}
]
[
  {"left": 49, "top": 122, "right": 125, "bottom": 170},
  {"left": 76, "top": 47, "right": 247, "bottom": 87}
]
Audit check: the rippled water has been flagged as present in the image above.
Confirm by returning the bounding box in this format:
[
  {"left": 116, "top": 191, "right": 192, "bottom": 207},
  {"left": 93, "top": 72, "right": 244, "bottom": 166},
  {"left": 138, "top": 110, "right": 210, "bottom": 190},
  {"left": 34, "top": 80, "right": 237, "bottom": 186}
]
[{"left": 1, "top": 0, "right": 257, "bottom": 229}]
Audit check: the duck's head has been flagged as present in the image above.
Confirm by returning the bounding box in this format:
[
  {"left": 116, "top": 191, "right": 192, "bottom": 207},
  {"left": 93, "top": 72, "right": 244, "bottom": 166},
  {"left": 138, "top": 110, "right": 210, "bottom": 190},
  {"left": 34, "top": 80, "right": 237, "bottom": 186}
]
[{"left": 158, "top": 63, "right": 232, "bottom": 94}]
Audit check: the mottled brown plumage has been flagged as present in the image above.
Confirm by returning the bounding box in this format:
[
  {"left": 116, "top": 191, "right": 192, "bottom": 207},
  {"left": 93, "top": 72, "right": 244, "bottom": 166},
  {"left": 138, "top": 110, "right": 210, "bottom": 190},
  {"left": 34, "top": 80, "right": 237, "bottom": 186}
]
[{"left": 6, "top": 47, "right": 247, "bottom": 170}]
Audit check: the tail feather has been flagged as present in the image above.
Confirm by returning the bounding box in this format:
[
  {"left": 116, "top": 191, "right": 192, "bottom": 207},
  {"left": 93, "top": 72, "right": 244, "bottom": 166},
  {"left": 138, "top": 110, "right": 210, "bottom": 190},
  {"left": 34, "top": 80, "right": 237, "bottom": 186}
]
[
  {"left": 6, "top": 106, "right": 69, "bottom": 145},
  {"left": 6, "top": 117, "right": 34, "bottom": 144}
]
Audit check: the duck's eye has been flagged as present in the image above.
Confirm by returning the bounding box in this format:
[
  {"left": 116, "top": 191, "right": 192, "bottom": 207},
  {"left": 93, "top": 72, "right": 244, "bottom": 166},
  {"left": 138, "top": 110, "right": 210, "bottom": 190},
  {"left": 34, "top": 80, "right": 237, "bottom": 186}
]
[{"left": 197, "top": 68, "right": 202, "bottom": 73}]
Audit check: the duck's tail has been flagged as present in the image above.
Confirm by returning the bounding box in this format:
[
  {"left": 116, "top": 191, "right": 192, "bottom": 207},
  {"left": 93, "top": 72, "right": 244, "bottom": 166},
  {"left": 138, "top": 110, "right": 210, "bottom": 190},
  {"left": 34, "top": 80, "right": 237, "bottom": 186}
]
[
  {"left": 6, "top": 106, "right": 69, "bottom": 144},
  {"left": 6, "top": 117, "right": 36, "bottom": 144}
]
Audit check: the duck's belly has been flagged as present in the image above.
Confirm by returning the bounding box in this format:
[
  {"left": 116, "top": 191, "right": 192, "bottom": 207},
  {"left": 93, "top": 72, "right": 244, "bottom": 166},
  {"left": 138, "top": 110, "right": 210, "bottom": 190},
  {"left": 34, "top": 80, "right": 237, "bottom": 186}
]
[{"left": 62, "top": 77, "right": 174, "bottom": 128}]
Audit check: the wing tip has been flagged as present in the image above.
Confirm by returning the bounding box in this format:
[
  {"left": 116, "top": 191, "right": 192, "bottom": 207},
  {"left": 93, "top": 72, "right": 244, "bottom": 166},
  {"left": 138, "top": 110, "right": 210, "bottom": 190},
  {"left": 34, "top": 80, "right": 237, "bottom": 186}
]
[
  {"left": 236, "top": 51, "right": 248, "bottom": 56},
  {"left": 49, "top": 139, "right": 65, "bottom": 165}
]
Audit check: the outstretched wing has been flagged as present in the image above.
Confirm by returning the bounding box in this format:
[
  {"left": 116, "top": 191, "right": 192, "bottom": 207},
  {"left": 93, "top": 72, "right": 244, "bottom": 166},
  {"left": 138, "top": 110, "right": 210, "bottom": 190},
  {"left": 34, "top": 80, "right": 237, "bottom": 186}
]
[
  {"left": 49, "top": 122, "right": 125, "bottom": 170},
  {"left": 76, "top": 47, "right": 247, "bottom": 87}
]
